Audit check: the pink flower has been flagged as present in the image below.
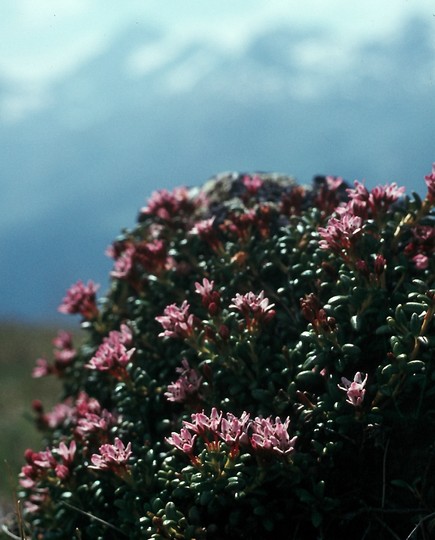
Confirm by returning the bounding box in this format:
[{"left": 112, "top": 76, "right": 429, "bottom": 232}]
[
  {"left": 300, "top": 293, "right": 322, "bottom": 323},
  {"left": 338, "top": 372, "right": 368, "bottom": 407},
  {"left": 75, "top": 411, "right": 115, "bottom": 438},
  {"left": 243, "top": 174, "right": 263, "bottom": 195},
  {"left": 54, "top": 440, "right": 76, "bottom": 465},
  {"left": 90, "top": 438, "right": 132, "bottom": 472},
  {"left": 53, "top": 330, "right": 76, "bottom": 366},
  {"left": 30, "top": 449, "right": 57, "bottom": 471},
  {"left": 110, "top": 244, "right": 135, "bottom": 279},
  {"left": 135, "top": 239, "right": 168, "bottom": 274},
  {"left": 311, "top": 176, "right": 346, "bottom": 217},
  {"left": 86, "top": 342, "right": 134, "bottom": 372},
  {"left": 195, "top": 278, "right": 221, "bottom": 315},
  {"left": 370, "top": 182, "right": 405, "bottom": 208},
  {"left": 156, "top": 300, "right": 196, "bottom": 340},
  {"left": 58, "top": 280, "right": 99, "bottom": 319},
  {"left": 412, "top": 253, "right": 429, "bottom": 270},
  {"left": 250, "top": 416, "right": 297, "bottom": 456},
  {"left": 195, "top": 277, "right": 214, "bottom": 297},
  {"left": 75, "top": 391, "right": 104, "bottom": 416},
  {"left": 33, "top": 392, "right": 116, "bottom": 439},
  {"left": 190, "top": 218, "right": 215, "bottom": 236},
  {"left": 219, "top": 411, "right": 250, "bottom": 446},
  {"left": 424, "top": 163, "right": 435, "bottom": 203},
  {"left": 229, "top": 290, "right": 275, "bottom": 331},
  {"left": 165, "top": 359, "right": 203, "bottom": 403},
  {"left": 32, "top": 331, "right": 77, "bottom": 378},
  {"left": 318, "top": 212, "right": 363, "bottom": 255},
  {"left": 221, "top": 210, "right": 256, "bottom": 242},
  {"left": 20, "top": 442, "right": 76, "bottom": 488},
  {"left": 404, "top": 225, "right": 435, "bottom": 269},
  {"left": 140, "top": 186, "right": 197, "bottom": 222},
  {"left": 109, "top": 240, "right": 170, "bottom": 282},
  {"left": 32, "top": 358, "right": 52, "bottom": 378},
  {"left": 190, "top": 217, "right": 223, "bottom": 253},
  {"left": 53, "top": 440, "right": 76, "bottom": 480},
  {"left": 22, "top": 488, "right": 50, "bottom": 514},
  {"left": 374, "top": 254, "right": 386, "bottom": 275},
  {"left": 73, "top": 393, "right": 116, "bottom": 440},
  {"left": 184, "top": 407, "right": 222, "bottom": 435},
  {"left": 345, "top": 180, "right": 405, "bottom": 219},
  {"left": 86, "top": 324, "right": 135, "bottom": 379},
  {"left": 165, "top": 428, "right": 197, "bottom": 454},
  {"left": 36, "top": 400, "right": 76, "bottom": 430}
]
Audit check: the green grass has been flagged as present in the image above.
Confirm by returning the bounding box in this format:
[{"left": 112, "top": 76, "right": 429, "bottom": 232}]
[{"left": 0, "top": 321, "right": 77, "bottom": 519}]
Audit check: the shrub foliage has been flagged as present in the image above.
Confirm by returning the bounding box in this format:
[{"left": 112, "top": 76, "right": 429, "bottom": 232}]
[{"left": 12, "top": 168, "right": 435, "bottom": 538}]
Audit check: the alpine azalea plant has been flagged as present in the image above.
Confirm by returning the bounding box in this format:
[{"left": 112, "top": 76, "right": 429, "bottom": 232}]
[{"left": 7, "top": 168, "right": 435, "bottom": 539}]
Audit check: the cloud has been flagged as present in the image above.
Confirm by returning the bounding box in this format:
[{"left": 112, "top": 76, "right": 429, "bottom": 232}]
[{"left": 3, "top": 1, "right": 434, "bottom": 80}]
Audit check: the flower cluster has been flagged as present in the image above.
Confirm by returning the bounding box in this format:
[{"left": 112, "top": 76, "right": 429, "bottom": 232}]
[
  {"left": 155, "top": 300, "right": 197, "bottom": 340},
  {"left": 346, "top": 180, "right": 405, "bottom": 219},
  {"left": 164, "top": 358, "right": 203, "bottom": 403},
  {"left": 86, "top": 324, "right": 135, "bottom": 380},
  {"left": 250, "top": 416, "right": 297, "bottom": 456},
  {"left": 108, "top": 239, "right": 170, "bottom": 282},
  {"left": 90, "top": 437, "right": 132, "bottom": 477},
  {"left": 20, "top": 440, "right": 76, "bottom": 489},
  {"left": 338, "top": 372, "right": 368, "bottom": 408},
  {"left": 139, "top": 186, "right": 202, "bottom": 224},
  {"left": 229, "top": 290, "right": 275, "bottom": 332},
  {"left": 166, "top": 408, "right": 296, "bottom": 460},
  {"left": 242, "top": 174, "right": 263, "bottom": 196},
  {"left": 33, "top": 330, "right": 77, "bottom": 378},
  {"left": 318, "top": 180, "right": 406, "bottom": 267},
  {"left": 404, "top": 225, "right": 435, "bottom": 270},
  {"left": 15, "top": 168, "right": 435, "bottom": 539},
  {"left": 318, "top": 213, "right": 363, "bottom": 257},
  {"left": 58, "top": 279, "right": 99, "bottom": 319},
  {"left": 32, "top": 391, "right": 117, "bottom": 441},
  {"left": 195, "top": 278, "right": 221, "bottom": 316},
  {"left": 424, "top": 163, "right": 435, "bottom": 203},
  {"left": 189, "top": 217, "right": 224, "bottom": 253}
]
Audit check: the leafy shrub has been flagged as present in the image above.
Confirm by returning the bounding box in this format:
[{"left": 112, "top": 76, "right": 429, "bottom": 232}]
[{"left": 10, "top": 168, "right": 435, "bottom": 538}]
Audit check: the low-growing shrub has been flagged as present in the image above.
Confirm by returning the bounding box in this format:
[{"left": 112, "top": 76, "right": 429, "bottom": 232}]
[{"left": 9, "top": 168, "right": 435, "bottom": 538}]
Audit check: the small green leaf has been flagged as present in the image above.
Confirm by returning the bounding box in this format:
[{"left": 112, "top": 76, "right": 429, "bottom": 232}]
[
  {"left": 407, "top": 360, "right": 425, "bottom": 373},
  {"left": 350, "top": 315, "right": 362, "bottom": 331},
  {"left": 341, "top": 343, "right": 361, "bottom": 357},
  {"left": 391, "top": 479, "right": 412, "bottom": 490},
  {"left": 409, "top": 312, "right": 422, "bottom": 337}
]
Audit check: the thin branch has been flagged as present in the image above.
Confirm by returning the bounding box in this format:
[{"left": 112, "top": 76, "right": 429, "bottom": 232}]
[
  {"left": 60, "top": 501, "right": 128, "bottom": 536},
  {"left": 374, "top": 514, "right": 401, "bottom": 540},
  {"left": 405, "top": 511, "right": 435, "bottom": 540}
]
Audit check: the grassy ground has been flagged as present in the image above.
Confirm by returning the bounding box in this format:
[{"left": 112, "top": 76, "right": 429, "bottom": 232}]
[{"left": 0, "top": 321, "right": 78, "bottom": 522}]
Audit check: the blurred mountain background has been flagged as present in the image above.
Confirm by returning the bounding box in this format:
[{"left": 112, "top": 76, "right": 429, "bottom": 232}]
[{"left": 1, "top": 1, "right": 434, "bottom": 322}]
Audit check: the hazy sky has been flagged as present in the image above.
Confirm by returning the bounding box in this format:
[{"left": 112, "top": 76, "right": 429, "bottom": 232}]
[
  {"left": 2, "top": 0, "right": 434, "bottom": 122},
  {"left": 1, "top": 1, "right": 435, "bottom": 321}
]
